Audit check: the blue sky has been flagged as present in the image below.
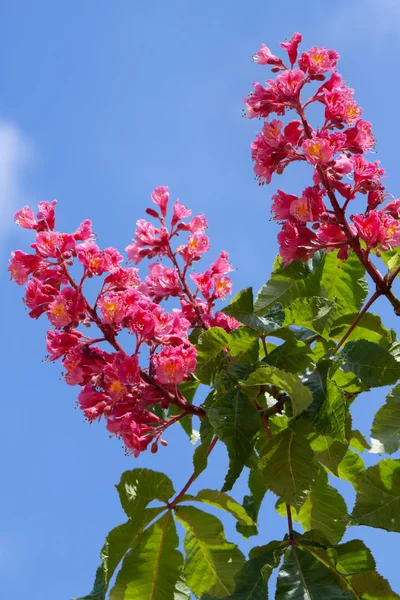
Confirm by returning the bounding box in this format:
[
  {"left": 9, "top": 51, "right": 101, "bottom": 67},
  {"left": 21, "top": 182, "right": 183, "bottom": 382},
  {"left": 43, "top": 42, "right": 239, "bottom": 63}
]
[{"left": 2, "top": 1, "right": 400, "bottom": 597}]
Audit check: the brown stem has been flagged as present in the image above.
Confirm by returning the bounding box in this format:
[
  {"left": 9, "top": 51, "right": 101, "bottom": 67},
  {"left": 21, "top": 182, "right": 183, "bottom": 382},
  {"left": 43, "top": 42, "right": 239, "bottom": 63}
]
[
  {"left": 332, "top": 290, "right": 382, "bottom": 355},
  {"left": 286, "top": 503, "right": 295, "bottom": 542},
  {"left": 296, "top": 103, "right": 400, "bottom": 316},
  {"left": 261, "top": 335, "right": 269, "bottom": 357},
  {"left": 169, "top": 435, "right": 218, "bottom": 507}
]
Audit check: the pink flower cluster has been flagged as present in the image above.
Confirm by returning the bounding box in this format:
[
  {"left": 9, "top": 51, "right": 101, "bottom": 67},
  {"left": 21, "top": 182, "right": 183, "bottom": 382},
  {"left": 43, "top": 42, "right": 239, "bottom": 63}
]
[
  {"left": 9, "top": 190, "right": 238, "bottom": 455},
  {"left": 246, "top": 33, "right": 400, "bottom": 263}
]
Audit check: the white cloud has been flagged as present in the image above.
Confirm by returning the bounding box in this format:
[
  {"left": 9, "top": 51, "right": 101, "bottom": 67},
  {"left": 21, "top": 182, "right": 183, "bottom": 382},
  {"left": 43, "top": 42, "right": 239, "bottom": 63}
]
[{"left": 0, "top": 121, "right": 34, "bottom": 243}]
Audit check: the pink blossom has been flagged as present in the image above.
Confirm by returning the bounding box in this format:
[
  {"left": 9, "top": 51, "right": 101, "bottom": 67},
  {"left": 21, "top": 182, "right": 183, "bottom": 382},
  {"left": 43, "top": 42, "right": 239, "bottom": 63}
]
[
  {"left": 178, "top": 233, "right": 210, "bottom": 262},
  {"left": 210, "top": 251, "right": 233, "bottom": 275},
  {"left": 14, "top": 206, "right": 38, "bottom": 230},
  {"left": 186, "top": 213, "right": 208, "bottom": 234},
  {"left": 36, "top": 201, "right": 57, "bottom": 231},
  {"left": 32, "top": 231, "right": 75, "bottom": 259},
  {"left": 345, "top": 120, "right": 375, "bottom": 153},
  {"left": 106, "top": 412, "right": 155, "bottom": 457},
  {"left": 385, "top": 199, "right": 400, "bottom": 219},
  {"left": 126, "top": 220, "right": 169, "bottom": 264},
  {"left": 146, "top": 263, "right": 181, "bottom": 300},
  {"left": 104, "top": 267, "right": 141, "bottom": 290},
  {"left": 352, "top": 156, "right": 385, "bottom": 192},
  {"left": 253, "top": 43, "right": 282, "bottom": 66},
  {"left": 8, "top": 251, "right": 44, "bottom": 285},
  {"left": 78, "top": 386, "right": 110, "bottom": 422},
  {"left": 62, "top": 345, "right": 106, "bottom": 386},
  {"left": 260, "top": 119, "right": 284, "bottom": 148},
  {"left": 47, "top": 287, "right": 86, "bottom": 328},
  {"left": 277, "top": 221, "right": 319, "bottom": 264},
  {"left": 151, "top": 186, "right": 169, "bottom": 217},
  {"left": 302, "top": 134, "right": 335, "bottom": 165},
  {"left": 275, "top": 69, "right": 305, "bottom": 100},
  {"left": 284, "top": 120, "right": 303, "bottom": 146},
  {"left": 155, "top": 345, "right": 197, "bottom": 385},
  {"left": 24, "top": 278, "right": 58, "bottom": 317},
  {"left": 212, "top": 274, "right": 233, "bottom": 299},
  {"left": 271, "top": 190, "right": 299, "bottom": 220},
  {"left": 46, "top": 329, "right": 83, "bottom": 361},
  {"left": 280, "top": 32, "right": 302, "bottom": 66},
  {"left": 299, "top": 47, "right": 339, "bottom": 76},
  {"left": 171, "top": 200, "right": 192, "bottom": 227},
  {"left": 73, "top": 220, "right": 94, "bottom": 241},
  {"left": 244, "top": 83, "right": 284, "bottom": 119},
  {"left": 112, "top": 352, "right": 140, "bottom": 385},
  {"left": 205, "top": 312, "right": 241, "bottom": 332},
  {"left": 191, "top": 270, "right": 213, "bottom": 297},
  {"left": 128, "top": 307, "right": 156, "bottom": 337},
  {"left": 352, "top": 211, "right": 400, "bottom": 250},
  {"left": 98, "top": 292, "right": 126, "bottom": 324}
]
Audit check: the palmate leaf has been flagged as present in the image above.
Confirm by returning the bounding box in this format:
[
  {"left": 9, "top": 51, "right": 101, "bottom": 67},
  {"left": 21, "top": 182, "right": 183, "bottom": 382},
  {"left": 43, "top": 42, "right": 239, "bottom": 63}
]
[
  {"left": 259, "top": 420, "right": 319, "bottom": 509},
  {"left": 371, "top": 383, "right": 400, "bottom": 454},
  {"left": 228, "top": 327, "right": 260, "bottom": 365},
  {"left": 181, "top": 489, "right": 255, "bottom": 527},
  {"left": 110, "top": 511, "right": 189, "bottom": 600},
  {"left": 320, "top": 250, "right": 368, "bottom": 318},
  {"left": 330, "top": 312, "right": 395, "bottom": 345},
  {"left": 195, "top": 327, "right": 230, "bottom": 384},
  {"left": 175, "top": 505, "right": 245, "bottom": 598},
  {"left": 309, "top": 433, "right": 349, "bottom": 475},
  {"left": 116, "top": 469, "right": 175, "bottom": 518},
  {"left": 168, "top": 378, "right": 200, "bottom": 440},
  {"left": 254, "top": 253, "right": 324, "bottom": 314},
  {"left": 284, "top": 296, "right": 336, "bottom": 335},
  {"left": 243, "top": 364, "right": 313, "bottom": 417},
  {"left": 202, "top": 540, "right": 285, "bottom": 600},
  {"left": 276, "top": 546, "right": 353, "bottom": 600},
  {"left": 351, "top": 458, "right": 400, "bottom": 532},
  {"left": 337, "top": 340, "right": 400, "bottom": 388},
  {"left": 222, "top": 287, "right": 285, "bottom": 333},
  {"left": 207, "top": 388, "right": 261, "bottom": 491},
  {"left": 236, "top": 468, "right": 267, "bottom": 538},
  {"left": 265, "top": 339, "right": 315, "bottom": 374},
  {"left": 337, "top": 450, "right": 365, "bottom": 490},
  {"left": 303, "top": 359, "right": 348, "bottom": 442},
  {"left": 276, "top": 537, "right": 400, "bottom": 600},
  {"left": 275, "top": 468, "right": 348, "bottom": 544}
]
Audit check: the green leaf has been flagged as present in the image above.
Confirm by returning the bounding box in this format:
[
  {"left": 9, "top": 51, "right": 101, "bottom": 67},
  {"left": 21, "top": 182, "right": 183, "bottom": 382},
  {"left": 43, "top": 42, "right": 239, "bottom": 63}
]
[
  {"left": 168, "top": 378, "right": 200, "bottom": 440},
  {"left": 337, "top": 450, "right": 365, "bottom": 490},
  {"left": 116, "top": 469, "right": 175, "bottom": 518},
  {"left": 276, "top": 468, "right": 348, "bottom": 544},
  {"left": 351, "top": 458, "right": 400, "bottom": 531},
  {"left": 275, "top": 545, "right": 353, "bottom": 600},
  {"left": 110, "top": 511, "right": 186, "bottom": 600},
  {"left": 265, "top": 339, "right": 315, "bottom": 374},
  {"left": 278, "top": 538, "right": 400, "bottom": 600},
  {"left": 303, "top": 359, "right": 348, "bottom": 441},
  {"left": 222, "top": 287, "right": 285, "bottom": 333},
  {"left": 181, "top": 489, "right": 255, "bottom": 527},
  {"left": 208, "top": 389, "right": 261, "bottom": 491},
  {"left": 254, "top": 254, "right": 324, "bottom": 314},
  {"left": 330, "top": 312, "right": 394, "bottom": 345},
  {"left": 202, "top": 540, "right": 285, "bottom": 600},
  {"left": 350, "top": 430, "right": 371, "bottom": 453},
  {"left": 228, "top": 327, "right": 259, "bottom": 365},
  {"left": 371, "top": 384, "right": 400, "bottom": 454},
  {"left": 193, "top": 431, "right": 214, "bottom": 478},
  {"left": 309, "top": 433, "right": 349, "bottom": 475},
  {"left": 236, "top": 468, "right": 267, "bottom": 538},
  {"left": 259, "top": 421, "right": 319, "bottom": 509},
  {"left": 195, "top": 327, "right": 230, "bottom": 385},
  {"left": 338, "top": 340, "right": 400, "bottom": 388},
  {"left": 243, "top": 364, "right": 313, "bottom": 418},
  {"left": 284, "top": 296, "right": 336, "bottom": 335},
  {"left": 100, "top": 508, "right": 165, "bottom": 590},
  {"left": 175, "top": 505, "right": 244, "bottom": 598},
  {"left": 320, "top": 250, "right": 368, "bottom": 318}
]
